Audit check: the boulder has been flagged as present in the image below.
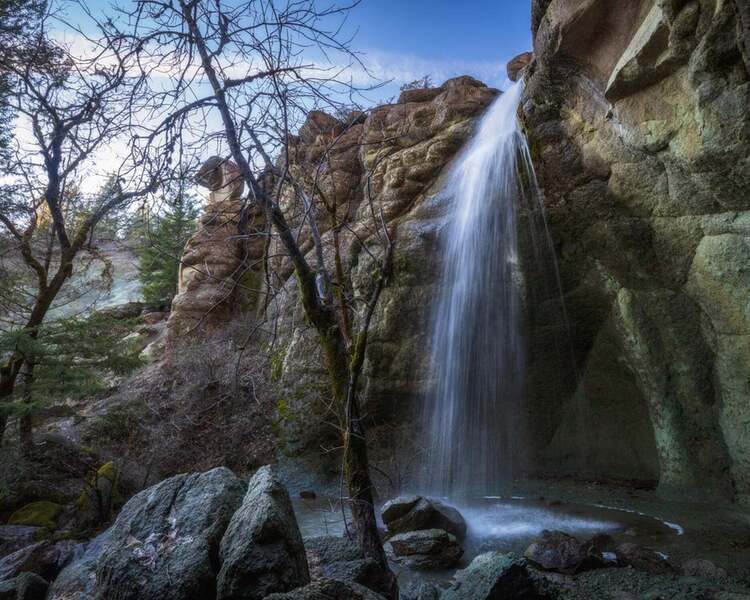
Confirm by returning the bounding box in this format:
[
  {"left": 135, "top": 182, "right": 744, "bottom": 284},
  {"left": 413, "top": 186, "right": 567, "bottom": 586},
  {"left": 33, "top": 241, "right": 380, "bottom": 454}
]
[
  {"left": 523, "top": 530, "right": 603, "bottom": 574},
  {"left": 216, "top": 465, "right": 309, "bottom": 600},
  {"left": 46, "top": 530, "right": 111, "bottom": 600},
  {"left": 0, "top": 528, "right": 42, "bottom": 558},
  {"left": 0, "top": 572, "right": 48, "bottom": 600},
  {"left": 380, "top": 496, "right": 420, "bottom": 524},
  {"left": 442, "top": 552, "right": 548, "bottom": 600},
  {"left": 94, "top": 467, "right": 246, "bottom": 600},
  {"left": 382, "top": 497, "right": 466, "bottom": 540},
  {"left": 615, "top": 543, "right": 675, "bottom": 575},
  {"left": 386, "top": 529, "right": 462, "bottom": 569},
  {"left": 400, "top": 581, "right": 440, "bottom": 600},
  {"left": 263, "top": 578, "right": 386, "bottom": 600},
  {"left": 305, "top": 537, "right": 384, "bottom": 595},
  {"left": 0, "top": 541, "right": 75, "bottom": 583}
]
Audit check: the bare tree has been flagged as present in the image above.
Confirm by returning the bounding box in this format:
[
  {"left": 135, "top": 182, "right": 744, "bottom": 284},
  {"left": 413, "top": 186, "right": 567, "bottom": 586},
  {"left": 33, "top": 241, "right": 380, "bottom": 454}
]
[
  {"left": 0, "top": 8, "right": 166, "bottom": 450},
  {"left": 113, "top": 0, "right": 397, "bottom": 593}
]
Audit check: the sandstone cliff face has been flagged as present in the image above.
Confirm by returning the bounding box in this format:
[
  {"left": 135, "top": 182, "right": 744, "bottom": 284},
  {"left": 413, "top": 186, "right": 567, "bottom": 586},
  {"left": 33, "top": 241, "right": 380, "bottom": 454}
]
[
  {"left": 522, "top": 0, "right": 750, "bottom": 504},
  {"left": 267, "top": 78, "right": 497, "bottom": 451}
]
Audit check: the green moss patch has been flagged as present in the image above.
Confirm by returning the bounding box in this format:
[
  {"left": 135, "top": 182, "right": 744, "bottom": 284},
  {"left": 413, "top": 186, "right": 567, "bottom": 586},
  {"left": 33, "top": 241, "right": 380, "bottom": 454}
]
[{"left": 8, "top": 500, "right": 63, "bottom": 530}]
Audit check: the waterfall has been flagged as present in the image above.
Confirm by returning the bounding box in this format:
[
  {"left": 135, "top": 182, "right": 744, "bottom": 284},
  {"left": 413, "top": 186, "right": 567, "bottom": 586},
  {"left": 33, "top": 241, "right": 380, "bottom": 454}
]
[{"left": 423, "top": 81, "right": 558, "bottom": 497}]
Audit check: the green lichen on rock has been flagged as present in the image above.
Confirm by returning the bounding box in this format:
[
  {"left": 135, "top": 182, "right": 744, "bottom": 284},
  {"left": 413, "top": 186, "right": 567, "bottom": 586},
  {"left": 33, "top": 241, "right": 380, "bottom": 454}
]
[
  {"left": 8, "top": 500, "right": 62, "bottom": 530},
  {"left": 97, "top": 461, "right": 117, "bottom": 482}
]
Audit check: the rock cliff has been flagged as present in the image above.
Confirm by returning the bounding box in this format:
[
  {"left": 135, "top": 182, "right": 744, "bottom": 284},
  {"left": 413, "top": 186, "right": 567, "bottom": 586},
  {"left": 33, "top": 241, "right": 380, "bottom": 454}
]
[
  {"left": 266, "top": 77, "right": 497, "bottom": 452},
  {"left": 521, "top": 0, "right": 750, "bottom": 504},
  {"left": 166, "top": 157, "right": 264, "bottom": 346},
  {"left": 165, "top": 0, "right": 750, "bottom": 507}
]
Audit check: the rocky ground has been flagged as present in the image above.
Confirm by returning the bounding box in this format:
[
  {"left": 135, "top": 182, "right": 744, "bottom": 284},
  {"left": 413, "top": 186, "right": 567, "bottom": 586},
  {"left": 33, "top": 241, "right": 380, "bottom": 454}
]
[{"left": 1, "top": 465, "right": 749, "bottom": 599}]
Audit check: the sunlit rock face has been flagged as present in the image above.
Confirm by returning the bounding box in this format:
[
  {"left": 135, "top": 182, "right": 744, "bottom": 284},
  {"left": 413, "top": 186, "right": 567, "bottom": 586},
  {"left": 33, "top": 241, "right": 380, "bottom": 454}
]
[
  {"left": 266, "top": 77, "right": 497, "bottom": 452},
  {"left": 522, "top": 0, "right": 750, "bottom": 504},
  {"left": 166, "top": 158, "right": 264, "bottom": 346}
]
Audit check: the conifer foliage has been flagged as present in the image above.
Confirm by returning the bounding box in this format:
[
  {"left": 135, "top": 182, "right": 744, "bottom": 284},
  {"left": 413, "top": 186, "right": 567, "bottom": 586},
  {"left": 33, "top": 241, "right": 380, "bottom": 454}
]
[{"left": 136, "top": 194, "right": 199, "bottom": 306}]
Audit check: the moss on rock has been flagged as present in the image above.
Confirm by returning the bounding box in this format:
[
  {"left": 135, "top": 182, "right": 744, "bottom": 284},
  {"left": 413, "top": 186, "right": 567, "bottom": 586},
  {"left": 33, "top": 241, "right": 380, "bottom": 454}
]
[{"left": 8, "top": 500, "right": 62, "bottom": 530}]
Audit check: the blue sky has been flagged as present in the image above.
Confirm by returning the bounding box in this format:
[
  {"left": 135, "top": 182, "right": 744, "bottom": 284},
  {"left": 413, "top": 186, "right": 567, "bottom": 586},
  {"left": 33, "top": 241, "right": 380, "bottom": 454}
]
[
  {"left": 40, "top": 0, "right": 533, "bottom": 191},
  {"left": 346, "top": 0, "right": 533, "bottom": 97}
]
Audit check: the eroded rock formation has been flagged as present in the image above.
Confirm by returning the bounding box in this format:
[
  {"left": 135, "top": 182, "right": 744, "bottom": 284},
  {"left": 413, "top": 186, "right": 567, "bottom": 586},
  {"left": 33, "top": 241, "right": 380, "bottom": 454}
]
[
  {"left": 166, "top": 157, "right": 263, "bottom": 346},
  {"left": 164, "top": 2, "right": 750, "bottom": 508}
]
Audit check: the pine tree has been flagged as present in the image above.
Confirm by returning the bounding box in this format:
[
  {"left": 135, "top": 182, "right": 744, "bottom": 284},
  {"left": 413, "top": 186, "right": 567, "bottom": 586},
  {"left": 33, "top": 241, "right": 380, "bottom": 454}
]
[
  {"left": 137, "top": 194, "right": 199, "bottom": 306},
  {"left": 0, "top": 313, "right": 144, "bottom": 435}
]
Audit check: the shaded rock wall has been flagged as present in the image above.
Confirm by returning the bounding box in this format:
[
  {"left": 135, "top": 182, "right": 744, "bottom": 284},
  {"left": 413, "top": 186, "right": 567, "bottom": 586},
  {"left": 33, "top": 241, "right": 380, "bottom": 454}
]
[{"left": 522, "top": 0, "right": 750, "bottom": 503}]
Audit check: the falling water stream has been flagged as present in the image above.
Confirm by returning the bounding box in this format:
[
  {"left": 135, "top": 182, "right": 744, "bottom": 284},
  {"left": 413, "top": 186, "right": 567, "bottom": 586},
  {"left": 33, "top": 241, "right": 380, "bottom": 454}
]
[{"left": 423, "top": 81, "right": 553, "bottom": 497}]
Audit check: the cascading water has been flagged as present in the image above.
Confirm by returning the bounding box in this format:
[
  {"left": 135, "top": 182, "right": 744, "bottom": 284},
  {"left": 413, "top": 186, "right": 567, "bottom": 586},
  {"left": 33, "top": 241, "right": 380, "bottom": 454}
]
[{"left": 423, "top": 80, "right": 558, "bottom": 497}]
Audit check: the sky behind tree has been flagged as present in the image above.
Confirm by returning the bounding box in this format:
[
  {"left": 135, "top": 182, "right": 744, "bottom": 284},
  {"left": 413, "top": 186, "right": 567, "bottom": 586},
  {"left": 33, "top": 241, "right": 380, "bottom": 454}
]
[{"left": 31, "top": 0, "right": 534, "bottom": 193}]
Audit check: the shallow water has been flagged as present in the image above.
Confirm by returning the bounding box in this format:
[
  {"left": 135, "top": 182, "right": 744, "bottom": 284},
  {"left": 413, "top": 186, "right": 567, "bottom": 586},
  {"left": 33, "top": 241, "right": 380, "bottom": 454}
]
[{"left": 292, "top": 494, "right": 680, "bottom": 586}]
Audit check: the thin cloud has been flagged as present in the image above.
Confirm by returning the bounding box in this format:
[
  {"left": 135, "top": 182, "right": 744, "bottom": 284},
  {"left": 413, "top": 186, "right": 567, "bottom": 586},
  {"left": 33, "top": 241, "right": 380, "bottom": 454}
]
[{"left": 351, "top": 48, "right": 510, "bottom": 90}]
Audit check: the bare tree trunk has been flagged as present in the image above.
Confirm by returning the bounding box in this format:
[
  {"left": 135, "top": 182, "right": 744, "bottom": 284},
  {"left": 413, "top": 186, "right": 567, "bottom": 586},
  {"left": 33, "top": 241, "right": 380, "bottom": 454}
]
[
  {"left": 344, "top": 381, "right": 397, "bottom": 598},
  {"left": 0, "top": 356, "right": 24, "bottom": 445}
]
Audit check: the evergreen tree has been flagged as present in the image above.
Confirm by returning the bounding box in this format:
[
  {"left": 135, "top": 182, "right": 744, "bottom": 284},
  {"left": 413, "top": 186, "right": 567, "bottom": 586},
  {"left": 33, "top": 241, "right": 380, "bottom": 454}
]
[
  {"left": 0, "top": 313, "right": 144, "bottom": 427},
  {"left": 137, "top": 194, "right": 199, "bottom": 306}
]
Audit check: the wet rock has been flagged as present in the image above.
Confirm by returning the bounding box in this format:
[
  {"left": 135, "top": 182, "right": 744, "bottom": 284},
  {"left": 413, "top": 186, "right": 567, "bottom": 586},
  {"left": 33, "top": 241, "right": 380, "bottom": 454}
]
[
  {"left": 681, "top": 558, "right": 728, "bottom": 579},
  {"left": 217, "top": 465, "right": 309, "bottom": 600},
  {"left": 0, "top": 528, "right": 42, "bottom": 559},
  {"left": 94, "top": 467, "right": 245, "bottom": 600},
  {"left": 615, "top": 543, "right": 675, "bottom": 575},
  {"left": 0, "top": 541, "right": 75, "bottom": 583},
  {"left": 382, "top": 496, "right": 466, "bottom": 540},
  {"left": 0, "top": 572, "right": 48, "bottom": 600},
  {"left": 386, "top": 528, "right": 462, "bottom": 569},
  {"left": 442, "top": 551, "right": 549, "bottom": 600},
  {"left": 523, "top": 530, "right": 603, "bottom": 574},
  {"left": 380, "top": 496, "right": 420, "bottom": 524},
  {"left": 305, "top": 536, "right": 362, "bottom": 567},
  {"left": 263, "top": 578, "right": 386, "bottom": 600},
  {"left": 46, "top": 530, "right": 110, "bottom": 600}
]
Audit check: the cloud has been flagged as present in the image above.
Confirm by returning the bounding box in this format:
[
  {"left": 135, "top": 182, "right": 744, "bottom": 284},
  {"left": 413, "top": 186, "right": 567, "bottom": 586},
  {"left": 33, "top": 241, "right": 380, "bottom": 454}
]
[{"left": 349, "top": 48, "right": 511, "bottom": 91}]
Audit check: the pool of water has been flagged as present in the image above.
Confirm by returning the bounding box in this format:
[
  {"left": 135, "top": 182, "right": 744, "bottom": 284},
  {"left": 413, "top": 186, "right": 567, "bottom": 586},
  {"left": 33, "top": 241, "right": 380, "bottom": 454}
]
[{"left": 292, "top": 494, "right": 681, "bottom": 569}]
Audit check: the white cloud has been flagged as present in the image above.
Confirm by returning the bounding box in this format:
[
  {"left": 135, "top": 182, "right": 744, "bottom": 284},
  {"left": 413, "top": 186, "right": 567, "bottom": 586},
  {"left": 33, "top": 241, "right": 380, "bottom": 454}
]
[{"left": 351, "top": 48, "right": 511, "bottom": 91}]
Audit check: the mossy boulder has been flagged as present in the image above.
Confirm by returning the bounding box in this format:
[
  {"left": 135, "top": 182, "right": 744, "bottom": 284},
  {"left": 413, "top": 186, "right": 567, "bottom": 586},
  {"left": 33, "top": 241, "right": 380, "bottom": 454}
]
[
  {"left": 75, "top": 462, "right": 119, "bottom": 528},
  {"left": 8, "top": 502, "right": 62, "bottom": 531}
]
